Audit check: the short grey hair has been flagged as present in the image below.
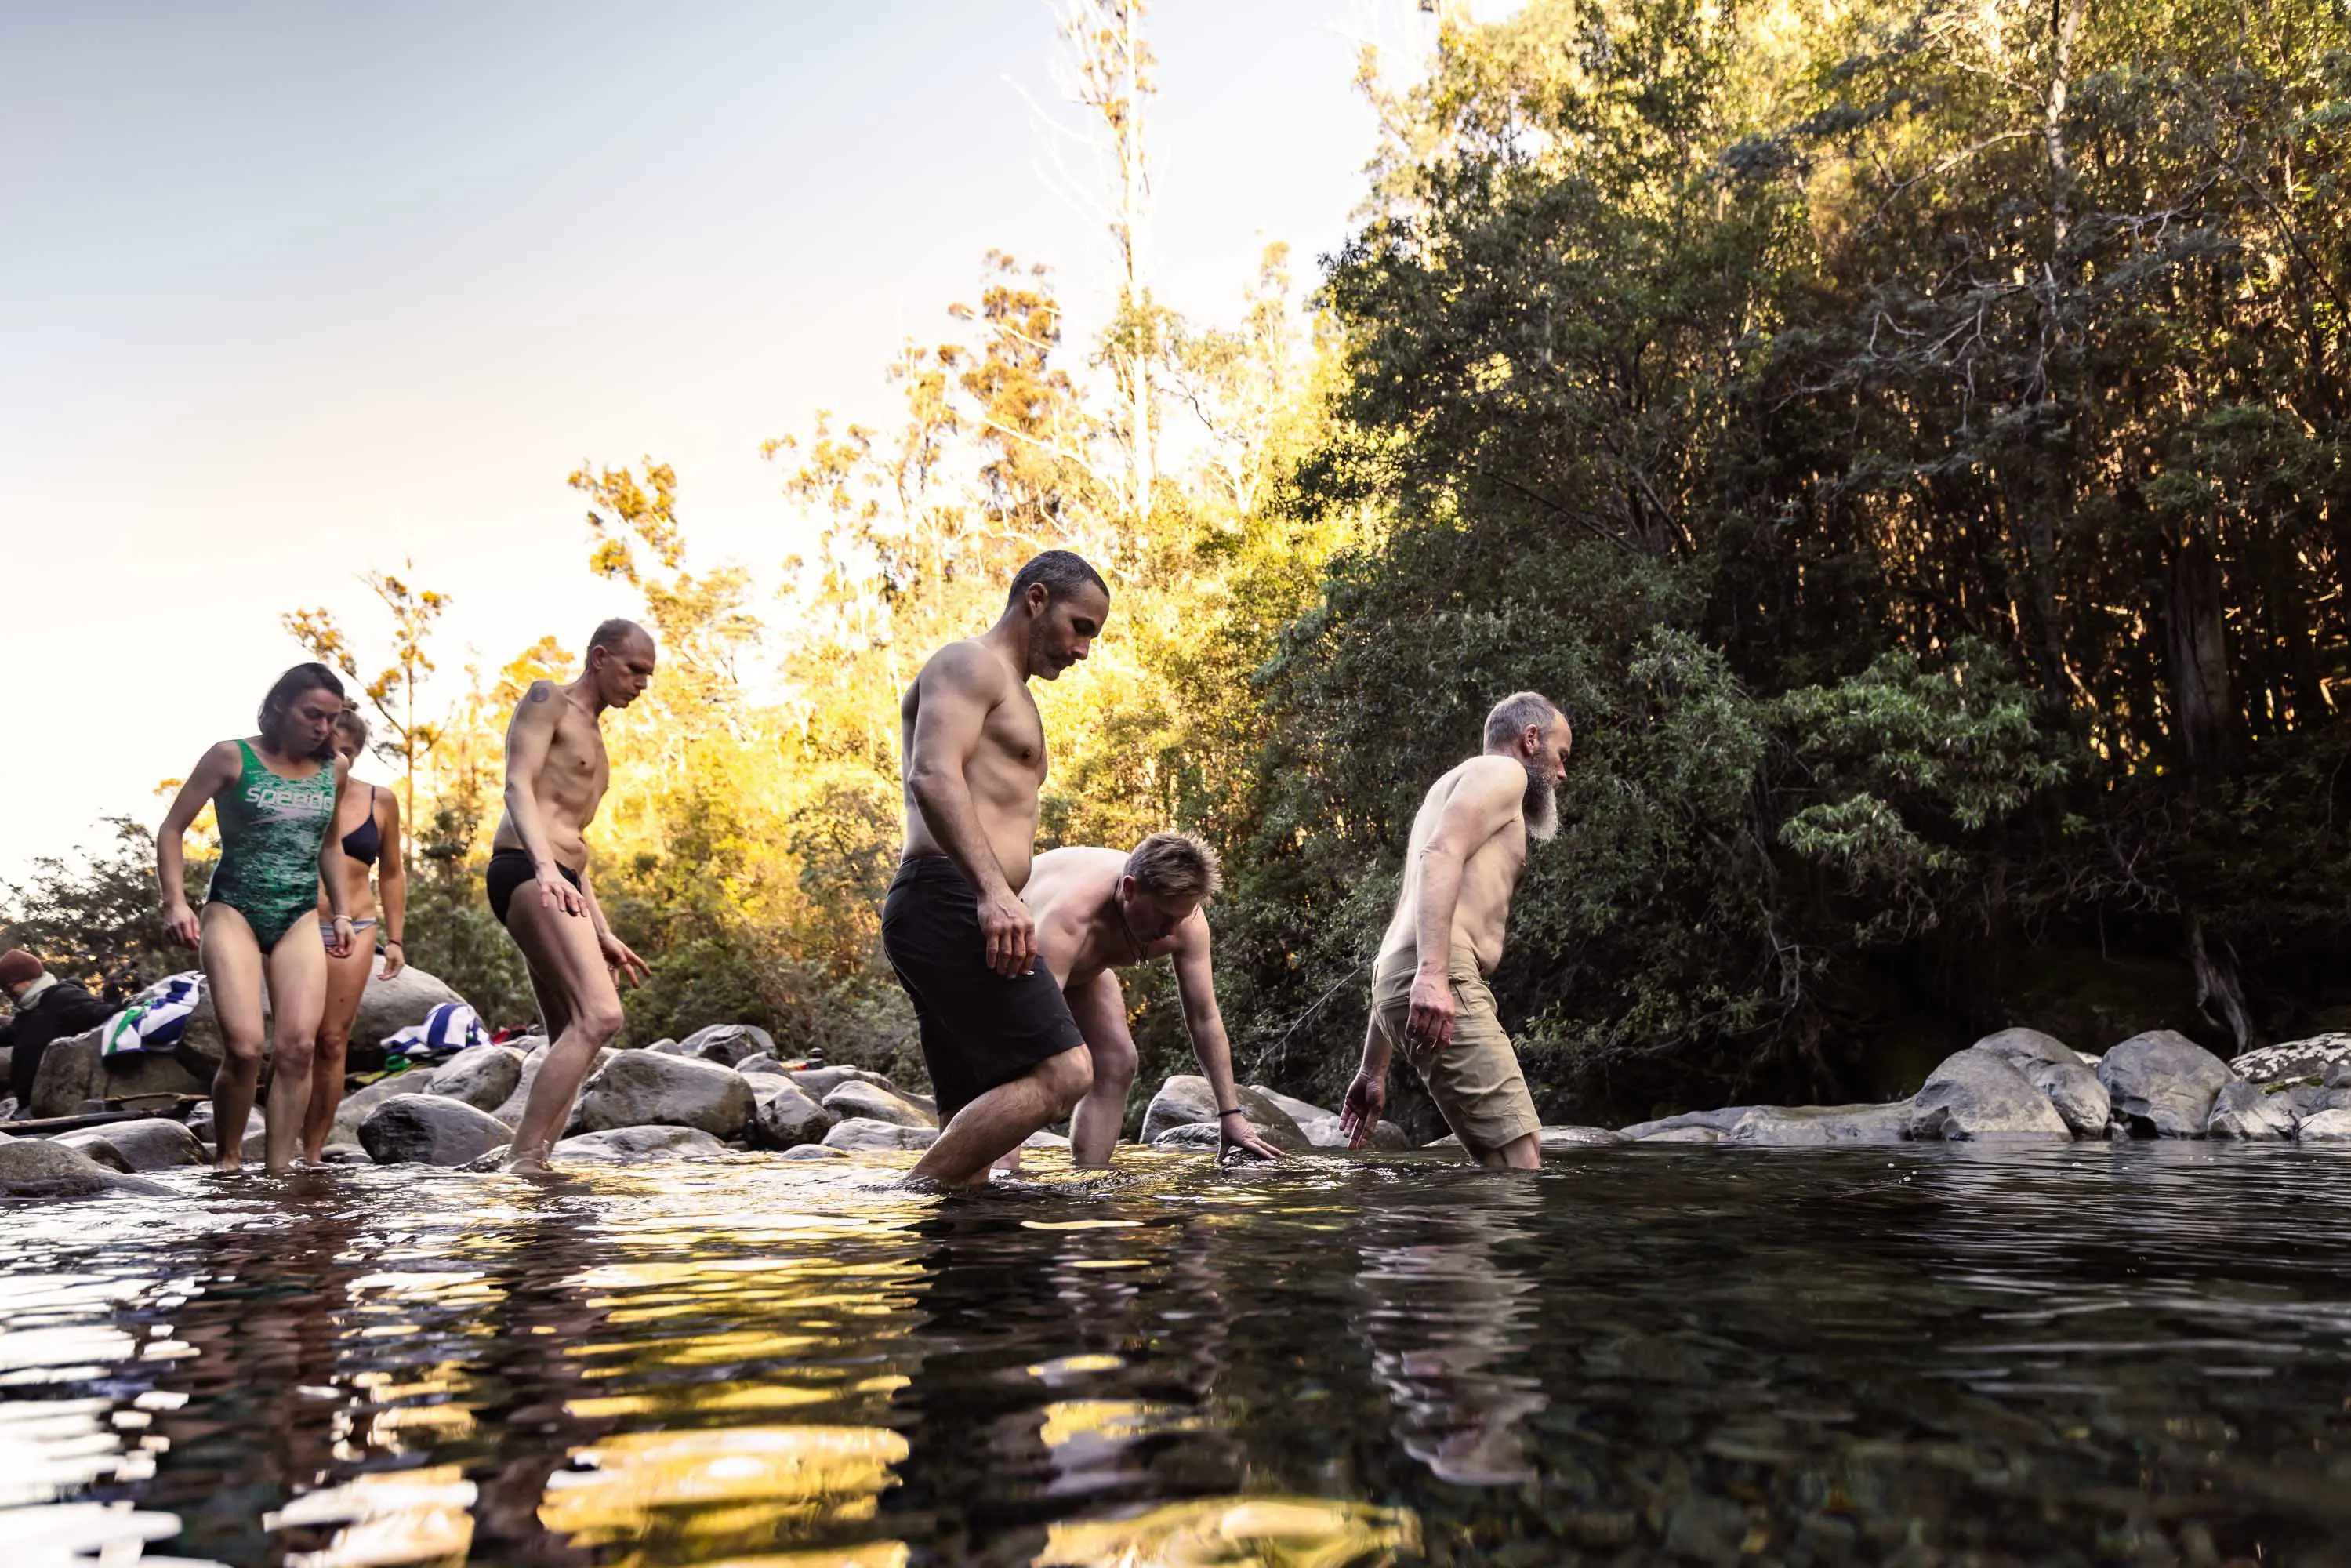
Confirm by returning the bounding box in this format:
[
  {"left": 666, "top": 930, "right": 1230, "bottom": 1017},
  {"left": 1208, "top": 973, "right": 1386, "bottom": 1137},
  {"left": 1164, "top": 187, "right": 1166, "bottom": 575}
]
[{"left": 1483, "top": 691, "right": 1565, "bottom": 750}]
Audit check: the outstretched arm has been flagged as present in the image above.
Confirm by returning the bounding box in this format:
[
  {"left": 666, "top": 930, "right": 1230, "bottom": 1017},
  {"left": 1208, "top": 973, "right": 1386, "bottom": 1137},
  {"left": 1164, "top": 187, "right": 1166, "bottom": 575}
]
[
  {"left": 905, "top": 644, "right": 1032, "bottom": 976},
  {"left": 577, "top": 869, "right": 649, "bottom": 987},
  {"left": 502, "top": 682, "right": 586, "bottom": 919},
  {"left": 1170, "top": 919, "right": 1280, "bottom": 1161},
  {"left": 1406, "top": 758, "right": 1524, "bottom": 1052},
  {"left": 1341, "top": 1012, "right": 1392, "bottom": 1149},
  {"left": 156, "top": 743, "right": 240, "bottom": 949}
]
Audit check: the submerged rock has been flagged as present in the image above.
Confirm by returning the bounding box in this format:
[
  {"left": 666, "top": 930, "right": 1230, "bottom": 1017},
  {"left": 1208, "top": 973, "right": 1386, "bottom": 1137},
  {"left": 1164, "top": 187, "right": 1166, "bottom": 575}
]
[
  {"left": 1152, "top": 1122, "right": 1224, "bottom": 1149},
  {"left": 779, "top": 1143, "right": 850, "bottom": 1160},
  {"left": 822, "top": 1080, "right": 935, "bottom": 1129},
  {"left": 2026, "top": 1060, "right": 2111, "bottom": 1138},
  {"left": 425, "top": 1045, "right": 525, "bottom": 1111},
  {"left": 1425, "top": 1125, "right": 1630, "bottom": 1151},
  {"left": 1730, "top": 1102, "right": 1913, "bottom": 1145},
  {"left": 821, "top": 1117, "right": 939, "bottom": 1154},
  {"left": 2229, "top": 1033, "right": 2351, "bottom": 1087},
  {"left": 1910, "top": 1050, "right": 2071, "bottom": 1141},
  {"left": 1617, "top": 1107, "right": 1751, "bottom": 1140},
  {"left": 553, "top": 1126, "right": 733, "bottom": 1163},
  {"left": 787, "top": 1065, "right": 891, "bottom": 1100},
  {"left": 1638, "top": 1125, "right": 1725, "bottom": 1143},
  {"left": 677, "top": 1023, "right": 775, "bottom": 1066},
  {"left": 2100, "top": 1030, "right": 2236, "bottom": 1137},
  {"left": 60, "top": 1119, "right": 205, "bottom": 1171},
  {"left": 0, "top": 1139, "right": 176, "bottom": 1199},
  {"left": 748, "top": 1081, "right": 835, "bottom": 1150},
  {"left": 320, "top": 1143, "right": 372, "bottom": 1165},
  {"left": 2294, "top": 1108, "right": 2351, "bottom": 1140},
  {"left": 360, "top": 1097, "right": 512, "bottom": 1166},
  {"left": 2207, "top": 1080, "right": 2298, "bottom": 1140},
  {"left": 576, "top": 1051, "right": 754, "bottom": 1138}
]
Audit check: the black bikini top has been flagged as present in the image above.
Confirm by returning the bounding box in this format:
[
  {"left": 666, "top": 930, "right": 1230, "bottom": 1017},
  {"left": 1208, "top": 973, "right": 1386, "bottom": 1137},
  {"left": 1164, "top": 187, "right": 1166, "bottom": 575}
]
[{"left": 342, "top": 786, "right": 383, "bottom": 868}]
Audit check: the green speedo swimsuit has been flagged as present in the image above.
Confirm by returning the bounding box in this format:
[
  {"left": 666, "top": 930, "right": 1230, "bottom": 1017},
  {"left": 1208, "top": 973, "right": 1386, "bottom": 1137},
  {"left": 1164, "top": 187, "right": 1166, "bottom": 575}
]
[{"left": 205, "top": 739, "right": 337, "bottom": 949}]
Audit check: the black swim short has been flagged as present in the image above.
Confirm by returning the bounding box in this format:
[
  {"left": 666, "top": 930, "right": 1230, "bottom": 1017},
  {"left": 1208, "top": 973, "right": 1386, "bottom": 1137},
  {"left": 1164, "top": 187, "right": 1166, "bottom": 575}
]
[
  {"left": 880, "top": 855, "right": 1084, "bottom": 1125},
  {"left": 486, "top": 847, "right": 582, "bottom": 926}
]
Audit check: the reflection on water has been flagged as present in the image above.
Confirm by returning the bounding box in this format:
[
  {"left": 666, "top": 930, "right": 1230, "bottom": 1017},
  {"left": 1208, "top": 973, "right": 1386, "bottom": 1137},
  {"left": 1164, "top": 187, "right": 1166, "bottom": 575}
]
[{"left": 2, "top": 1145, "right": 2350, "bottom": 1564}]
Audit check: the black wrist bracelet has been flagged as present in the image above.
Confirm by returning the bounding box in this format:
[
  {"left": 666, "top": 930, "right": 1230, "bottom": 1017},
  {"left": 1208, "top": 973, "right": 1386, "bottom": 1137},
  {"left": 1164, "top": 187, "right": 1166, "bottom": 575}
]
[{"left": 1217, "top": 1107, "right": 1243, "bottom": 1118}]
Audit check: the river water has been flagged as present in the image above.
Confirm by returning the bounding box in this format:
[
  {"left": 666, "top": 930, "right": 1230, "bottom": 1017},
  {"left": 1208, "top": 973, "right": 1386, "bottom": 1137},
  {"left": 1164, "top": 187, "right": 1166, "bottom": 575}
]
[{"left": 3, "top": 1142, "right": 2348, "bottom": 1566}]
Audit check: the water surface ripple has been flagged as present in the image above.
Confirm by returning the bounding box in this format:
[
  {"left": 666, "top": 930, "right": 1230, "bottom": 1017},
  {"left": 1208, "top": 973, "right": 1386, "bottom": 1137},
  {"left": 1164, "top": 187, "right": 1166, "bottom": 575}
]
[{"left": 3, "top": 1143, "right": 2348, "bottom": 1566}]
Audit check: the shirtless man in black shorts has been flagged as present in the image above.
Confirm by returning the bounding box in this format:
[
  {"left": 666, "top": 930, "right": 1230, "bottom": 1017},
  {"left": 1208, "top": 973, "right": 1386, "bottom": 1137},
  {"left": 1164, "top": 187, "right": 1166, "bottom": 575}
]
[
  {"left": 489, "top": 619, "right": 655, "bottom": 1172},
  {"left": 883, "top": 550, "right": 1110, "bottom": 1186}
]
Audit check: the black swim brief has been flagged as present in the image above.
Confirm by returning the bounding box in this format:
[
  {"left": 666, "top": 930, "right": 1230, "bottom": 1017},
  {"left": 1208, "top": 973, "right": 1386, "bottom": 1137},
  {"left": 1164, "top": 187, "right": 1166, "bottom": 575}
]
[
  {"left": 880, "top": 855, "right": 1084, "bottom": 1125},
  {"left": 487, "top": 847, "right": 582, "bottom": 925}
]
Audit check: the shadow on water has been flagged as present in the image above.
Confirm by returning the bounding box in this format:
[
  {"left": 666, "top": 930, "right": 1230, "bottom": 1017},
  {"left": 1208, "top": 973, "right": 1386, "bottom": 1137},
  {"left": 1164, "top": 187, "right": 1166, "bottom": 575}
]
[{"left": 2, "top": 1142, "right": 2349, "bottom": 1565}]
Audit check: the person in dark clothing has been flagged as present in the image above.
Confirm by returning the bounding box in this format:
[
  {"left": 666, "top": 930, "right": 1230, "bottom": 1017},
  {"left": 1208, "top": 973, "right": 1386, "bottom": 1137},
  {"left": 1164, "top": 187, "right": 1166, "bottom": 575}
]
[{"left": 2, "top": 948, "right": 114, "bottom": 1106}]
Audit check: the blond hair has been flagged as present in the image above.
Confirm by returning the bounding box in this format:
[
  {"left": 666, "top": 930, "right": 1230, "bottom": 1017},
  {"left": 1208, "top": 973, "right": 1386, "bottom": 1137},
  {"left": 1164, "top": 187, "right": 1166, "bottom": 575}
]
[{"left": 1124, "top": 831, "right": 1222, "bottom": 901}]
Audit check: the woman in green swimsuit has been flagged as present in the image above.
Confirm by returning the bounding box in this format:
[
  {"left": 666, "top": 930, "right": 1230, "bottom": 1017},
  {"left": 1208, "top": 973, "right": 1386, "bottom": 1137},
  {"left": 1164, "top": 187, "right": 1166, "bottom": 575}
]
[{"left": 158, "top": 663, "right": 360, "bottom": 1171}]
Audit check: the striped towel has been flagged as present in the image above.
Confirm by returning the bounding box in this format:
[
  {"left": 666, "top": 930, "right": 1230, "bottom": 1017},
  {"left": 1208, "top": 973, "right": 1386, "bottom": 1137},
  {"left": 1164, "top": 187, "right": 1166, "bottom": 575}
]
[
  {"left": 382, "top": 1002, "right": 488, "bottom": 1064},
  {"left": 99, "top": 973, "right": 203, "bottom": 1057}
]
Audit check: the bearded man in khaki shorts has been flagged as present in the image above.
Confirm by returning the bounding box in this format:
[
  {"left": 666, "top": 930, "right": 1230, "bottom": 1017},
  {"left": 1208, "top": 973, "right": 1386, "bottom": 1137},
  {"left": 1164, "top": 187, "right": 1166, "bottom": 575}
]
[{"left": 1338, "top": 692, "right": 1573, "bottom": 1169}]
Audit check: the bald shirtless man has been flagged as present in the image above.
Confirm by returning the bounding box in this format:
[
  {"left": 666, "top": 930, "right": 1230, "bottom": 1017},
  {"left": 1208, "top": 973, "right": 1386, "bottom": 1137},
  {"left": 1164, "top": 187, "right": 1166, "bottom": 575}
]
[
  {"left": 1339, "top": 692, "right": 1573, "bottom": 1170},
  {"left": 1025, "top": 833, "right": 1283, "bottom": 1166},
  {"left": 883, "top": 550, "right": 1109, "bottom": 1187},
  {"left": 491, "top": 619, "right": 656, "bottom": 1173}
]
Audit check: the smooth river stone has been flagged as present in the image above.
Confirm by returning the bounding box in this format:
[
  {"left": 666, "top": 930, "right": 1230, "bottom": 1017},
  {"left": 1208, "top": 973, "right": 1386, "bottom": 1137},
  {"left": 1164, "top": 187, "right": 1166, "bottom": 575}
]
[
  {"left": 1909, "top": 1049, "right": 2070, "bottom": 1141},
  {"left": 553, "top": 1126, "right": 734, "bottom": 1164},
  {"left": 2027, "top": 1059, "right": 2111, "bottom": 1138},
  {"left": 677, "top": 1023, "right": 776, "bottom": 1066},
  {"left": 2100, "top": 1030, "right": 2236, "bottom": 1137},
  {"left": 1246, "top": 1083, "right": 1337, "bottom": 1124},
  {"left": 1616, "top": 1107, "right": 1751, "bottom": 1140},
  {"left": 1729, "top": 1102, "right": 1912, "bottom": 1145},
  {"left": 822, "top": 1080, "right": 935, "bottom": 1129},
  {"left": 2295, "top": 1108, "right": 2351, "bottom": 1141},
  {"left": 820, "top": 1117, "right": 939, "bottom": 1154},
  {"left": 1141, "top": 1076, "right": 1309, "bottom": 1150},
  {"left": 1297, "top": 1114, "right": 1413, "bottom": 1152},
  {"left": 1969, "top": 1027, "right": 2085, "bottom": 1070},
  {"left": 360, "top": 1097, "right": 513, "bottom": 1166},
  {"left": 60, "top": 1118, "right": 205, "bottom": 1171},
  {"left": 0, "top": 1138, "right": 176, "bottom": 1199},
  {"left": 330, "top": 1073, "right": 434, "bottom": 1146},
  {"left": 749, "top": 1081, "right": 835, "bottom": 1150},
  {"left": 2206, "top": 1080, "right": 2298, "bottom": 1140},
  {"left": 575, "top": 1051, "right": 754, "bottom": 1138},
  {"left": 51, "top": 1131, "right": 133, "bottom": 1171},
  {"left": 1424, "top": 1125, "right": 1630, "bottom": 1151},
  {"left": 425, "top": 1045, "right": 525, "bottom": 1110}
]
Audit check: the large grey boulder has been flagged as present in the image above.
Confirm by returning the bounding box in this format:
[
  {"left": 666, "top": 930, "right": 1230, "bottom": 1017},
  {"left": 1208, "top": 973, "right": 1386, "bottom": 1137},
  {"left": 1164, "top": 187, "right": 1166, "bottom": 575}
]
[
  {"left": 59, "top": 1119, "right": 205, "bottom": 1171},
  {"left": 2295, "top": 1108, "right": 2351, "bottom": 1141},
  {"left": 553, "top": 1126, "right": 733, "bottom": 1164},
  {"left": 677, "top": 1024, "right": 775, "bottom": 1066},
  {"left": 1968, "top": 1027, "right": 2084, "bottom": 1071},
  {"left": 1730, "top": 1102, "right": 1914, "bottom": 1145},
  {"left": 1910, "top": 1050, "right": 2071, "bottom": 1141},
  {"left": 425, "top": 1045, "right": 525, "bottom": 1111},
  {"left": 27, "top": 1028, "right": 209, "bottom": 1119},
  {"left": 1617, "top": 1107, "right": 1751, "bottom": 1140},
  {"left": 575, "top": 1051, "right": 754, "bottom": 1138},
  {"left": 2229, "top": 1033, "right": 2351, "bottom": 1087},
  {"left": 1297, "top": 1114, "right": 1413, "bottom": 1152},
  {"left": 329, "top": 1072, "right": 434, "bottom": 1146},
  {"left": 359, "top": 1097, "right": 512, "bottom": 1166},
  {"left": 349, "top": 966, "right": 465, "bottom": 1053},
  {"left": 1246, "top": 1083, "right": 1337, "bottom": 1124},
  {"left": 820, "top": 1117, "right": 939, "bottom": 1154},
  {"left": 821, "top": 1080, "right": 935, "bottom": 1129},
  {"left": 735, "top": 1053, "right": 789, "bottom": 1078},
  {"left": 2099, "top": 1030, "right": 2236, "bottom": 1137},
  {"left": 2026, "top": 1060, "right": 2111, "bottom": 1138},
  {"left": 1424, "top": 1125, "right": 1630, "bottom": 1151},
  {"left": 749, "top": 1081, "right": 836, "bottom": 1150},
  {"left": 2206, "top": 1080, "right": 2298, "bottom": 1140},
  {"left": 0, "top": 1139, "right": 175, "bottom": 1199},
  {"left": 1141, "top": 1076, "right": 1309, "bottom": 1151},
  {"left": 1638, "top": 1124, "right": 1725, "bottom": 1143}
]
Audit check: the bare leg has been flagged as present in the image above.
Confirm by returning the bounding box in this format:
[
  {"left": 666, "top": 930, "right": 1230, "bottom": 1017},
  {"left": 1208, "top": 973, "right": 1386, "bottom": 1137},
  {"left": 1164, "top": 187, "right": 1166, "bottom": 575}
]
[
  {"left": 198, "top": 904, "right": 268, "bottom": 1171},
  {"left": 906, "top": 1046, "right": 1092, "bottom": 1187},
  {"left": 261, "top": 921, "right": 328, "bottom": 1174},
  {"left": 502, "top": 895, "right": 623, "bottom": 1173},
  {"left": 304, "top": 936, "right": 372, "bottom": 1160},
  {"left": 1066, "top": 972, "right": 1137, "bottom": 1169}
]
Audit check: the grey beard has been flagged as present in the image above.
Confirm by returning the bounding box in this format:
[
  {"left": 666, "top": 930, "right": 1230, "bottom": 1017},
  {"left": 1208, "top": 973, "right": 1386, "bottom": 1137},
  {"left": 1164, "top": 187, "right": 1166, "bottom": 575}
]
[{"left": 1521, "top": 764, "right": 1559, "bottom": 844}]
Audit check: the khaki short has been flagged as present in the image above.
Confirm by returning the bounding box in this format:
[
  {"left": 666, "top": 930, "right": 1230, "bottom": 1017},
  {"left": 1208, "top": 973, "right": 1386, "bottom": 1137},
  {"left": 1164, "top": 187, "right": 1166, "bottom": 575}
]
[{"left": 1371, "top": 946, "right": 1542, "bottom": 1155}]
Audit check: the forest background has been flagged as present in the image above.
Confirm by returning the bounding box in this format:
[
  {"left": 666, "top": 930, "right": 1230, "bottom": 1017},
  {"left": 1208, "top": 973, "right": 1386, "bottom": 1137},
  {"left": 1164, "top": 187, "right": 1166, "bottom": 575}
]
[{"left": 7, "top": 0, "right": 2347, "bottom": 1136}]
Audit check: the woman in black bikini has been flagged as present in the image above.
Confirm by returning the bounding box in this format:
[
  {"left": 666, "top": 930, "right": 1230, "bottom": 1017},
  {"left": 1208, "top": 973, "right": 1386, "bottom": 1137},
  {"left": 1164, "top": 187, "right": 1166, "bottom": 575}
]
[{"left": 306, "top": 707, "right": 408, "bottom": 1161}]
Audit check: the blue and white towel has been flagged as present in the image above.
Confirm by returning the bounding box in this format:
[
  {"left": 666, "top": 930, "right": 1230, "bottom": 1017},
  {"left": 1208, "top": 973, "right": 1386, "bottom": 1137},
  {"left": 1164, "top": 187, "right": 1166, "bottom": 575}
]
[
  {"left": 381, "top": 1002, "right": 488, "bottom": 1063},
  {"left": 99, "top": 972, "right": 203, "bottom": 1058}
]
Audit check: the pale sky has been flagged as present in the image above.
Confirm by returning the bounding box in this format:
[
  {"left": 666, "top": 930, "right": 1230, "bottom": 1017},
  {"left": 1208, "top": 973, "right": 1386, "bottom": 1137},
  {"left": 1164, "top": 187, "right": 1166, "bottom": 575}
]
[{"left": 0, "top": 2, "right": 1489, "bottom": 877}]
